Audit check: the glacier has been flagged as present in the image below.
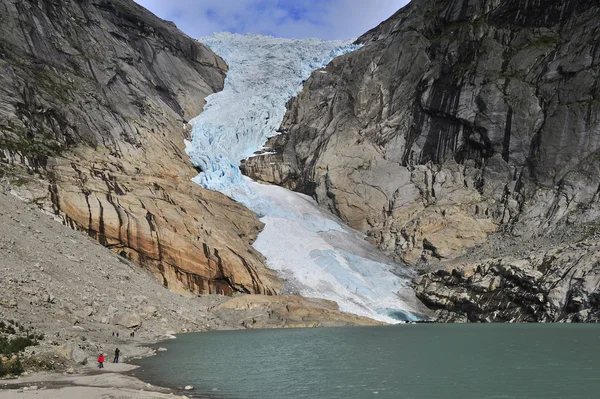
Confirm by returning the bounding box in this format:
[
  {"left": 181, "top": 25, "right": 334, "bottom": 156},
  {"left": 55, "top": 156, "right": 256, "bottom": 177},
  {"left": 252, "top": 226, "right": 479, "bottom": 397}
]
[
  {"left": 185, "top": 33, "right": 361, "bottom": 214},
  {"left": 186, "top": 33, "right": 427, "bottom": 323}
]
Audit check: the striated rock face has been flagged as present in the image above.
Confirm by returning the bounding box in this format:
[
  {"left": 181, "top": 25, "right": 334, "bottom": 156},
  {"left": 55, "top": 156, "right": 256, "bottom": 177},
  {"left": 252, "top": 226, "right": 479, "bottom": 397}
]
[
  {"left": 415, "top": 240, "right": 600, "bottom": 322},
  {"left": 215, "top": 295, "right": 385, "bottom": 328},
  {"left": 243, "top": 0, "right": 600, "bottom": 266},
  {"left": 0, "top": 0, "right": 280, "bottom": 295}
]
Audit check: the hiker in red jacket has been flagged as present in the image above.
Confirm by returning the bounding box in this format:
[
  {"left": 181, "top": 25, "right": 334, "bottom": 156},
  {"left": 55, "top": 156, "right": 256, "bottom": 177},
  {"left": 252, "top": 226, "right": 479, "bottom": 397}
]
[{"left": 98, "top": 353, "right": 105, "bottom": 369}]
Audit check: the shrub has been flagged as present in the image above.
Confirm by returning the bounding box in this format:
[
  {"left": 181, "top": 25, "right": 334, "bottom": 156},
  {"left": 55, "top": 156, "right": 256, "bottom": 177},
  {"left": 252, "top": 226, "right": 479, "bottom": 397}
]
[
  {"left": 0, "top": 336, "right": 36, "bottom": 355},
  {"left": 0, "top": 336, "right": 8, "bottom": 355},
  {"left": 8, "top": 337, "right": 35, "bottom": 353},
  {"left": 0, "top": 357, "right": 23, "bottom": 377},
  {"left": 8, "top": 357, "right": 23, "bottom": 375}
]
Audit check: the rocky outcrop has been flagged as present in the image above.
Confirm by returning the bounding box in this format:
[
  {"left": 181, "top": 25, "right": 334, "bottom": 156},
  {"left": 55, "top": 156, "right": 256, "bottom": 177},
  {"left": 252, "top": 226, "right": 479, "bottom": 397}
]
[
  {"left": 0, "top": 0, "right": 280, "bottom": 295},
  {"left": 243, "top": 0, "right": 600, "bottom": 266},
  {"left": 2, "top": 186, "right": 383, "bottom": 378},
  {"left": 415, "top": 240, "right": 600, "bottom": 322},
  {"left": 215, "top": 295, "right": 385, "bottom": 328}
]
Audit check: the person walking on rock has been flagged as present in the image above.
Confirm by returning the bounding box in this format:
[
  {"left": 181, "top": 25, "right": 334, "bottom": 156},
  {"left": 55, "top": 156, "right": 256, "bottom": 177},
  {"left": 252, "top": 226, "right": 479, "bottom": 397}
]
[
  {"left": 113, "top": 348, "right": 120, "bottom": 363},
  {"left": 97, "top": 353, "right": 105, "bottom": 369}
]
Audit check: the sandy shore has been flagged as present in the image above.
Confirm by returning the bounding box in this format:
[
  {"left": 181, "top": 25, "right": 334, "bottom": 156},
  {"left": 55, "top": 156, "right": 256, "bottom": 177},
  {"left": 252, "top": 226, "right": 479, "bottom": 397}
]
[{"left": 0, "top": 360, "right": 192, "bottom": 399}]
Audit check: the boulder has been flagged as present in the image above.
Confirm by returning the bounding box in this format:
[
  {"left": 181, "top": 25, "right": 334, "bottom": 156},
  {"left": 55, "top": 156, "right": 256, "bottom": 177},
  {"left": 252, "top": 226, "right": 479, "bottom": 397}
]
[
  {"left": 113, "top": 313, "right": 142, "bottom": 328},
  {"left": 60, "top": 344, "right": 88, "bottom": 365},
  {"left": 142, "top": 306, "right": 157, "bottom": 318},
  {"left": 74, "top": 307, "right": 94, "bottom": 319},
  {"left": 133, "top": 296, "right": 148, "bottom": 305},
  {"left": 106, "top": 305, "right": 119, "bottom": 316}
]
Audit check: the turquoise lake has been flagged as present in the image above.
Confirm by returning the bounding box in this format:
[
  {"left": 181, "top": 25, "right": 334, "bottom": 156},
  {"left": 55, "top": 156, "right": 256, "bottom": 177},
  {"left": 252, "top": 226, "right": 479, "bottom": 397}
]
[{"left": 132, "top": 324, "right": 600, "bottom": 398}]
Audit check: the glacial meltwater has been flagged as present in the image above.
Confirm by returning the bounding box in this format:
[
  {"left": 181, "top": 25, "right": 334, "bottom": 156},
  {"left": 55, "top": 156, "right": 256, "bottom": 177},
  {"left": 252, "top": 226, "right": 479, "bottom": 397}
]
[{"left": 132, "top": 324, "right": 600, "bottom": 399}]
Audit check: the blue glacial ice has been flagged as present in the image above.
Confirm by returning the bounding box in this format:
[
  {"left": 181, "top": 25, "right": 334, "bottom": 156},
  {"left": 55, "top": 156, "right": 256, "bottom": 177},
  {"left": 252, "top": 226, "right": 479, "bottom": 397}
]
[
  {"left": 186, "top": 33, "right": 361, "bottom": 215},
  {"left": 186, "top": 33, "right": 427, "bottom": 323}
]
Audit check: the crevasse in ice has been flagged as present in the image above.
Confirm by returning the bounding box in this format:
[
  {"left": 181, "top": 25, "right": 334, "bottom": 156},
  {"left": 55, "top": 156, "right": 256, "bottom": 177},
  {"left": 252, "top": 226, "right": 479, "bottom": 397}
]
[
  {"left": 186, "top": 33, "right": 426, "bottom": 323},
  {"left": 186, "top": 33, "right": 360, "bottom": 214}
]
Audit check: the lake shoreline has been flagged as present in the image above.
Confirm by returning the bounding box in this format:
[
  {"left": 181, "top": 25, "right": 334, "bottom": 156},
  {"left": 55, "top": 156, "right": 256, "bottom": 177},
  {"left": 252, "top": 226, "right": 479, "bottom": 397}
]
[
  {"left": 0, "top": 334, "right": 198, "bottom": 399},
  {"left": 128, "top": 324, "right": 600, "bottom": 399}
]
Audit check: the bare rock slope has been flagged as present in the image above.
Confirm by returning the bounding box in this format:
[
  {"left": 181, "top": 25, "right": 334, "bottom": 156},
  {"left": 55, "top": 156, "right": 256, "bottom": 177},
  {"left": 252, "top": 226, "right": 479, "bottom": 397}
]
[
  {"left": 0, "top": 0, "right": 280, "bottom": 295},
  {"left": 243, "top": 0, "right": 600, "bottom": 321},
  {"left": 0, "top": 184, "right": 380, "bottom": 375}
]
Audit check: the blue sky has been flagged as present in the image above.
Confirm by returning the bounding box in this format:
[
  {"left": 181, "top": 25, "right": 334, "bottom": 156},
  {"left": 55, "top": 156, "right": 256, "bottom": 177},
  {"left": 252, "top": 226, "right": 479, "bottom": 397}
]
[{"left": 134, "top": 0, "right": 410, "bottom": 40}]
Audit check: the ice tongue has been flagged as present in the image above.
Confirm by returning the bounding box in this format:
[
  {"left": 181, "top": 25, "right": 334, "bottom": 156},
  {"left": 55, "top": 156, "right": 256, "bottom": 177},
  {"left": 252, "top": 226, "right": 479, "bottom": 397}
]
[{"left": 186, "top": 33, "right": 425, "bottom": 323}]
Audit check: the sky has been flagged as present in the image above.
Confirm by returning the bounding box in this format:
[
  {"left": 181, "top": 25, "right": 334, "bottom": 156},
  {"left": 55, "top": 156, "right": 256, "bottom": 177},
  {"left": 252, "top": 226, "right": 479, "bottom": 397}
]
[{"left": 133, "top": 0, "right": 410, "bottom": 40}]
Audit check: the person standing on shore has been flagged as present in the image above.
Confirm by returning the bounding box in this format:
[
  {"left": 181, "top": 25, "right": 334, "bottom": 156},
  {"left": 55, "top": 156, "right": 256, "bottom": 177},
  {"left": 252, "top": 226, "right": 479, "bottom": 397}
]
[
  {"left": 113, "top": 348, "right": 120, "bottom": 363},
  {"left": 97, "top": 353, "right": 105, "bottom": 369}
]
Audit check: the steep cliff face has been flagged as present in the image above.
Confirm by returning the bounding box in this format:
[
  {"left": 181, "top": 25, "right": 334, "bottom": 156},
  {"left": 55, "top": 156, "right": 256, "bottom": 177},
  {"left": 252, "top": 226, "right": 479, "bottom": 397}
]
[
  {"left": 414, "top": 238, "right": 600, "bottom": 322},
  {"left": 242, "top": 0, "right": 600, "bottom": 320},
  {"left": 0, "top": 0, "right": 280, "bottom": 295},
  {"left": 243, "top": 0, "right": 600, "bottom": 264}
]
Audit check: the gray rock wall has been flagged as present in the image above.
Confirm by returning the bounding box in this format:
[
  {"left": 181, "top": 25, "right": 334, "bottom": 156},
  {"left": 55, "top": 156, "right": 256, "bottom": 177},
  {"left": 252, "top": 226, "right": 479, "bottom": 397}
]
[
  {"left": 241, "top": 0, "right": 600, "bottom": 320},
  {"left": 0, "top": 0, "right": 282, "bottom": 296},
  {"left": 243, "top": 0, "right": 600, "bottom": 265},
  {"left": 415, "top": 241, "right": 600, "bottom": 323},
  {"left": 0, "top": 0, "right": 225, "bottom": 156}
]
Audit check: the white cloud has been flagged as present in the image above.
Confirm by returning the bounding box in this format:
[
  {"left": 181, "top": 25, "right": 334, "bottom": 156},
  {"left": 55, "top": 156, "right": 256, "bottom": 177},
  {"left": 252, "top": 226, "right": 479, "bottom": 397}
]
[{"left": 133, "top": 0, "right": 410, "bottom": 40}]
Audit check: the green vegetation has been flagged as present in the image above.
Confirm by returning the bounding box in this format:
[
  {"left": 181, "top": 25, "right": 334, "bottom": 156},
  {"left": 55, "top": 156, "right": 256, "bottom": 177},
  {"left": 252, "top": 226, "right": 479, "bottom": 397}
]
[
  {"left": 0, "top": 137, "right": 63, "bottom": 158},
  {"left": 0, "top": 336, "right": 36, "bottom": 355},
  {"left": 0, "top": 320, "right": 42, "bottom": 376},
  {"left": 0, "top": 356, "right": 23, "bottom": 377},
  {"left": 427, "top": 19, "right": 486, "bottom": 43},
  {"left": 0, "top": 162, "right": 42, "bottom": 192},
  {"left": 521, "top": 35, "right": 559, "bottom": 49}
]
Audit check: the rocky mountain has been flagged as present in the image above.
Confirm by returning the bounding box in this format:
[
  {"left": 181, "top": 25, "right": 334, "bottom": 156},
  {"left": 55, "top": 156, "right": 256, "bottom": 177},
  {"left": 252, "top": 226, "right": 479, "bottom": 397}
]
[
  {"left": 0, "top": 183, "right": 380, "bottom": 374},
  {"left": 0, "top": 0, "right": 280, "bottom": 296},
  {"left": 243, "top": 0, "right": 600, "bottom": 321}
]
